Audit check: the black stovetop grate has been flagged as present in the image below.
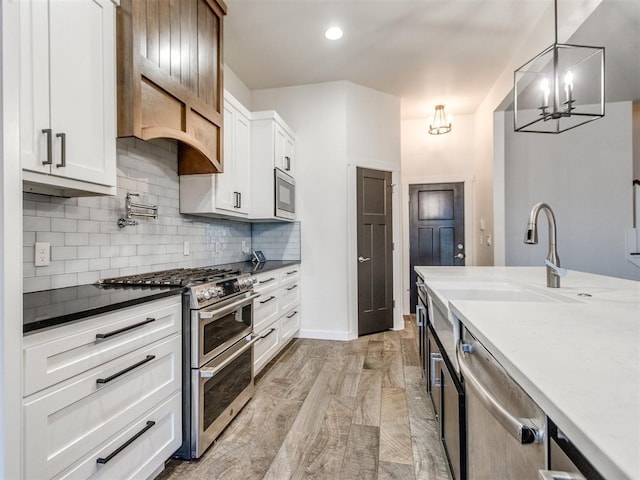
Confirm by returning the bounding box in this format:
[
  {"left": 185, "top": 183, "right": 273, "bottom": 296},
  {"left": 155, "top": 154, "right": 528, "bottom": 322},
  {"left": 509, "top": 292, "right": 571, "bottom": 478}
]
[{"left": 100, "top": 267, "right": 241, "bottom": 287}]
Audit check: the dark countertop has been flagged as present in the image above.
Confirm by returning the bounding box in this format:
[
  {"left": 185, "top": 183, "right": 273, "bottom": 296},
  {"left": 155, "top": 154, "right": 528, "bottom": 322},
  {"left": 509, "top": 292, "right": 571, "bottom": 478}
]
[
  {"left": 23, "top": 284, "right": 184, "bottom": 334},
  {"left": 23, "top": 260, "right": 301, "bottom": 334}
]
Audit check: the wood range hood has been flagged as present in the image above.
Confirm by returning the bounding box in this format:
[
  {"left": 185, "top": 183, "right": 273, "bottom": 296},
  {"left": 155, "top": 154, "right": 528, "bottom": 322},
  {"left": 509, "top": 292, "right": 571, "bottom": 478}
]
[{"left": 116, "top": 0, "right": 227, "bottom": 175}]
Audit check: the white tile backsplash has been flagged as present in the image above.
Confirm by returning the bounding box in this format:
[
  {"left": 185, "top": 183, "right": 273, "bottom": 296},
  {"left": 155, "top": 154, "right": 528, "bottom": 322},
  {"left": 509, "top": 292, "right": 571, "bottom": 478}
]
[
  {"left": 251, "top": 222, "right": 301, "bottom": 261},
  {"left": 23, "top": 137, "right": 301, "bottom": 293}
]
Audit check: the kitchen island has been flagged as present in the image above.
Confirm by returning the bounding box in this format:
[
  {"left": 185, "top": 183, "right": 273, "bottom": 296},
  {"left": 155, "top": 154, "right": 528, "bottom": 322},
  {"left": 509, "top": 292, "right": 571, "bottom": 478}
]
[{"left": 415, "top": 266, "right": 640, "bottom": 480}]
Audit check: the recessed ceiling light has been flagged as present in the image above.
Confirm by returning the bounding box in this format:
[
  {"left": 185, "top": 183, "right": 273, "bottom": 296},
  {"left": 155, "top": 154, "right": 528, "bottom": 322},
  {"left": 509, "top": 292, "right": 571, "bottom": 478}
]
[{"left": 325, "top": 26, "right": 343, "bottom": 41}]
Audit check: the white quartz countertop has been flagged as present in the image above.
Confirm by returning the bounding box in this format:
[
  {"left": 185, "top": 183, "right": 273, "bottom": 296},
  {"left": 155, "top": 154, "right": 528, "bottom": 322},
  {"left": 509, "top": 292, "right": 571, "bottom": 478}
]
[{"left": 414, "top": 266, "right": 640, "bottom": 480}]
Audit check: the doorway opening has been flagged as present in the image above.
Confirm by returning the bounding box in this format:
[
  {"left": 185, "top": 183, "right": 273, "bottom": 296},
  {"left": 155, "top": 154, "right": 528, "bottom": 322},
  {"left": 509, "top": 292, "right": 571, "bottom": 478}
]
[
  {"left": 357, "top": 167, "right": 394, "bottom": 336},
  {"left": 408, "top": 182, "right": 465, "bottom": 313}
]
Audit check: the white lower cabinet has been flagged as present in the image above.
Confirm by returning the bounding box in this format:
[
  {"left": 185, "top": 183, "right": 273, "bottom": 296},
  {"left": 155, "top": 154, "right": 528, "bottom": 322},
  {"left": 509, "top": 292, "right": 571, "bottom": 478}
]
[
  {"left": 253, "top": 264, "right": 301, "bottom": 375},
  {"left": 23, "top": 296, "right": 182, "bottom": 480}
]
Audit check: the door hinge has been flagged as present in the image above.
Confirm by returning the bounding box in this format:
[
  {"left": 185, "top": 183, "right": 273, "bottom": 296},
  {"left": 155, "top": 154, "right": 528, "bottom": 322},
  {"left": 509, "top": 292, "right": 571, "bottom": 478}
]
[
  {"left": 392, "top": 300, "right": 395, "bottom": 309},
  {"left": 392, "top": 242, "right": 395, "bottom": 251}
]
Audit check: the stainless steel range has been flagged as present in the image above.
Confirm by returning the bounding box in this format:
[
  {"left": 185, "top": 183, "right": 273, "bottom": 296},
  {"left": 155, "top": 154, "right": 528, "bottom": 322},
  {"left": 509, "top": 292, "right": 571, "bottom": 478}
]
[{"left": 101, "top": 266, "right": 259, "bottom": 459}]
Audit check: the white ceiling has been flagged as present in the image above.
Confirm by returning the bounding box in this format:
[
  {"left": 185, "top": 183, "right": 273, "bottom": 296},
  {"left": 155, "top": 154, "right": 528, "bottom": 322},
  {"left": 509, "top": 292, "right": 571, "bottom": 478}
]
[{"left": 223, "top": 0, "right": 557, "bottom": 119}]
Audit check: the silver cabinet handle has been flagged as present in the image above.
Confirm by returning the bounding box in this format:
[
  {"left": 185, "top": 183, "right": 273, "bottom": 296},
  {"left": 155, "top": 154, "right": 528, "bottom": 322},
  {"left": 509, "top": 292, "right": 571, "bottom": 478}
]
[
  {"left": 42, "top": 129, "right": 53, "bottom": 165},
  {"left": 358, "top": 256, "right": 370, "bottom": 263},
  {"left": 456, "top": 341, "right": 543, "bottom": 444},
  {"left": 415, "top": 304, "right": 425, "bottom": 326},
  {"left": 284, "top": 156, "right": 291, "bottom": 171},
  {"left": 453, "top": 253, "right": 465, "bottom": 259},
  {"left": 56, "top": 132, "right": 66, "bottom": 167},
  {"left": 430, "top": 352, "right": 442, "bottom": 387},
  {"left": 416, "top": 281, "right": 425, "bottom": 288},
  {"left": 286, "top": 310, "right": 298, "bottom": 319}
]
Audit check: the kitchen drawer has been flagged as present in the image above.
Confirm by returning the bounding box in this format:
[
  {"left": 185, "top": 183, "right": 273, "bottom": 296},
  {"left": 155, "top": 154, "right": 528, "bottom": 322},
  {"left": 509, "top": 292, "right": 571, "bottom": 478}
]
[
  {"left": 279, "top": 265, "right": 300, "bottom": 284},
  {"left": 252, "top": 271, "right": 280, "bottom": 293},
  {"left": 253, "top": 291, "right": 280, "bottom": 332},
  {"left": 280, "top": 282, "right": 301, "bottom": 313},
  {"left": 24, "top": 334, "right": 181, "bottom": 480},
  {"left": 54, "top": 392, "right": 181, "bottom": 480},
  {"left": 254, "top": 321, "right": 279, "bottom": 375},
  {"left": 24, "top": 296, "right": 181, "bottom": 396},
  {"left": 280, "top": 306, "right": 301, "bottom": 343}
]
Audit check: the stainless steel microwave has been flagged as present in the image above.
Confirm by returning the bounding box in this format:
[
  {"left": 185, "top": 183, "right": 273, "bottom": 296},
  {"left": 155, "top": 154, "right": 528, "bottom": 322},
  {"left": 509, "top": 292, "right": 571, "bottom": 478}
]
[{"left": 274, "top": 168, "right": 295, "bottom": 220}]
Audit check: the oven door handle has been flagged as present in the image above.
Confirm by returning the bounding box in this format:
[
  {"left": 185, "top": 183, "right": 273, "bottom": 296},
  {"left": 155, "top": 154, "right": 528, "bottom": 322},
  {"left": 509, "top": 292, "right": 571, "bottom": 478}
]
[
  {"left": 199, "top": 293, "right": 261, "bottom": 319},
  {"left": 199, "top": 335, "right": 260, "bottom": 378}
]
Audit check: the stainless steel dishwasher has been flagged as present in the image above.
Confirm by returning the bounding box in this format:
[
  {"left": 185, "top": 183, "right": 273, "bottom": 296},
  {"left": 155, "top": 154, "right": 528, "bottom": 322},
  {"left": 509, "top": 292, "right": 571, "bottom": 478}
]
[{"left": 458, "top": 326, "right": 546, "bottom": 479}]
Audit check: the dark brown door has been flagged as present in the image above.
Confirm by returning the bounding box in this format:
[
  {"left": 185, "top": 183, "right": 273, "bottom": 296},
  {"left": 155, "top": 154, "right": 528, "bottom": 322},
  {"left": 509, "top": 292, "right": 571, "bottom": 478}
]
[
  {"left": 357, "top": 167, "right": 393, "bottom": 336},
  {"left": 409, "top": 183, "right": 465, "bottom": 313}
]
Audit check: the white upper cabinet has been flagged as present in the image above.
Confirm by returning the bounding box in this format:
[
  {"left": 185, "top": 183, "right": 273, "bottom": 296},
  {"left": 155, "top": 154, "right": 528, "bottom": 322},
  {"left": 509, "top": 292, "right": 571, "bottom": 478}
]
[
  {"left": 180, "top": 90, "right": 251, "bottom": 219},
  {"left": 20, "top": 0, "right": 117, "bottom": 196},
  {"left": 274, "top": 122, "right": 296, "bottom": 177},
  {"left": 250, "top": 111, "right": 297, "bottom": 220}
]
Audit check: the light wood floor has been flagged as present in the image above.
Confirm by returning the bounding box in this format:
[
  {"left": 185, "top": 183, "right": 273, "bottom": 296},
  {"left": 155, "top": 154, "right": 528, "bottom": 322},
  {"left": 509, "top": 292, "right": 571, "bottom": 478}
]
[{"left": 158, "top": 316, "right": 451, "bottom": 480}]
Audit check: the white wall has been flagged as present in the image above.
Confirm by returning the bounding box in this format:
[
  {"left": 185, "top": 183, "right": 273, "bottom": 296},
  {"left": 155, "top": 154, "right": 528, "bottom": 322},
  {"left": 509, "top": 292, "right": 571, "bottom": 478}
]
[
  {"left": 504, "top": 102, "right": 638, "bottom": 280},
  {"left": 400, "top": 114, "right": 476, "bottom": 313},
  {"left": 478, "top": 1, "right": 602, "bottom": 266},
  {"left": 252, "top": 81, "right": 402, "bottom": 339},
  {"left": 1, "top": 1, "right": 24, "bottom": 476}
]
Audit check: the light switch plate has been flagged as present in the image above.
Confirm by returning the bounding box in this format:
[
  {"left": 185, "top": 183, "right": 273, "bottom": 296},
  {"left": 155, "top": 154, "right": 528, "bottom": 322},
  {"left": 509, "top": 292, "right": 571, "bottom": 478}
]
[
  {"left": 183, "top": 241, "right": 190, "bottom": 256},
  {"left": 35, "top": 242, "right": 50, "bottom": 266}
]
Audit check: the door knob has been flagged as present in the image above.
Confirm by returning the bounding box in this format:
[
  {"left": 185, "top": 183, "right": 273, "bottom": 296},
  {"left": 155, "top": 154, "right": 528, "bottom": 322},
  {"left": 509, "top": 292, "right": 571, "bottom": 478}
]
[
  {"left": 453, "top": 253, "right": 465, "bottom": 259},
  {"left": 358, "top": 256, "right": 370, "bottom": 263}
]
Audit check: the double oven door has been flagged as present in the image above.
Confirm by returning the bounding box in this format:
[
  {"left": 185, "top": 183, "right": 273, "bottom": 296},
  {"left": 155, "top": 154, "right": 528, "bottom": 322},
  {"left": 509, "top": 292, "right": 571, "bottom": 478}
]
[{"left": 188, "top": 291, "right": 259, "bottom": 458}]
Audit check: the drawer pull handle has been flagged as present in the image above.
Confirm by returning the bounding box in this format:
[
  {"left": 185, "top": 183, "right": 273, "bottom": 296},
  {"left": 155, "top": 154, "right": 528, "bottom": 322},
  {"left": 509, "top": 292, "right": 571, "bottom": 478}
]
[
  {"left": 259, "top": 327, "right": 276, "bottom": 340},
  {"left": 286, "top": 284, "right": 298, "bottom": 291},
  {"left": 286, "top": 310, "right": 298, "bottom": 319},
  {"left": 96, "top": 420, "right": 155, "bottom": 464},
  {"left": 259, "top": 277, "right": 276, "bottom": 284},
  {"left": 95, "top": 317, "right": 156, "bottom": 340},
  {"left": 259, "top": 295, "right": 276, "bottom": 304},
  {"left": 96, "top": 355, "right": 155, "bottom": 385},
  {"left": 286, "top": 270, "right": 298, "bottom": 275}
]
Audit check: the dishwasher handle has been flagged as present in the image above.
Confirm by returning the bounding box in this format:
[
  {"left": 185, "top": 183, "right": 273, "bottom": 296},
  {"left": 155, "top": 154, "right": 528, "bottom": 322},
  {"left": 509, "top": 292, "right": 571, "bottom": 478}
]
[{"left": 457, "top": 341, "right": 543, "bottom": 445}]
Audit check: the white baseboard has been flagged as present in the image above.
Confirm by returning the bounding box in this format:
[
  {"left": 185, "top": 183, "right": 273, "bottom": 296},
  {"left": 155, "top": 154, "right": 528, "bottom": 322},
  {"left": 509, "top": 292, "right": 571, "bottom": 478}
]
[{"left": 296, "top": 329, "right": 354, "bottom": 341}]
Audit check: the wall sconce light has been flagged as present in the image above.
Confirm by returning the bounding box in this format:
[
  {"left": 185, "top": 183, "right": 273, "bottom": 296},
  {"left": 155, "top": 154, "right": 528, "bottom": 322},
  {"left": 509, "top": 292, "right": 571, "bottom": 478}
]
[
  {"left": 514, "top": 0, "right": 604, "bottom": 133},
  {"left": 428, "top": 105, "right": 452, "bottom": 135}
]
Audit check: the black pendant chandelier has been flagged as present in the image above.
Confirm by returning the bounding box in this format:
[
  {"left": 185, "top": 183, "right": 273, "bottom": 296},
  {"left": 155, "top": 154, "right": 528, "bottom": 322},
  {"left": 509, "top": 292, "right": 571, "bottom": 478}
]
[{"left": 514, "top": 0, "right": 605, "bottom": 133}]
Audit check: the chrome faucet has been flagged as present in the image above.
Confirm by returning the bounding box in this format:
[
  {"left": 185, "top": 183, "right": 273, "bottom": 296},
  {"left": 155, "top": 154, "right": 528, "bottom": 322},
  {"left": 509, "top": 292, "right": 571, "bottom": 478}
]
[{"left": 524, "top": 202, "right": 566, "bottom": 288}]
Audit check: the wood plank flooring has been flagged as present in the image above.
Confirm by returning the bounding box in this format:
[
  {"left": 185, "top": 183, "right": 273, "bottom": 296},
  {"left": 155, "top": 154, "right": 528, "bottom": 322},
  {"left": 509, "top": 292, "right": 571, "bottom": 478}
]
[{"left": 157, "top": 316, "right": 451, "bottom": 480}]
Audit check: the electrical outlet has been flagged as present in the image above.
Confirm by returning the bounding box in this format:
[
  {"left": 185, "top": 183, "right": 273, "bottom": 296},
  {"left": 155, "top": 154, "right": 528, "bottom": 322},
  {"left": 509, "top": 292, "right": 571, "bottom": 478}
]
[
  {"left": 35, "top": 242, "right": 50, "bottom": 266},
  {"left": 486, "top": 235, "right": 492, "bottom": 246},
  {"left": 183, "top": 241, "right": 190, "bottom": 256}
]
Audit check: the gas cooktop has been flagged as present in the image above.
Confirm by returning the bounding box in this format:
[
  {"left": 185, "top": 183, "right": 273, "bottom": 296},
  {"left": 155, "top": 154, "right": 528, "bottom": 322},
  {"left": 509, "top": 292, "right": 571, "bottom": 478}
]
[{"left": 100, "top": 267, "right": 241, "bottom": 287}]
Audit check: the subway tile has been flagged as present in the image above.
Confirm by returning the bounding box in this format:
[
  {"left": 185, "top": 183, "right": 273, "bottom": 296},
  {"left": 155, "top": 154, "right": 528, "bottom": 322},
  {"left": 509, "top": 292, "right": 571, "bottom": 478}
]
[
  {"left": 52, "top": 246, "right": 77, "bottom": 261},
  {"left": 77, "top": 271, "right": 100, "bottom": 285},
  {"left": 89, "top": 233, "right": 111, "bottom": 246},
  {"left": 36, "top": 232, "right": 65, "bottom": 245},
  {"left": 110, "top": 256, "right": 129, "bottom": 269},
  {"left": 35, "top": 261, "right": 65, "bottom": 276},
  {"left": 51, "top": 273, "right": 78, "bottom": 289},
  {"left": 23, "top": 231, "right": 36, "bottom": 246},
  {"left": 76, "top": 220, "right": 101, "bottom": 233},
  {"left": 89, "top": 258, "right": 110, "bottom": 271},
  {"left": 100, "top": 246, "right": 121, "bottom": 258},
  {"left": 78, "top": 246, "right": 100, "bottom": 259},
  {"left": 52, "top": 218, "right": 78, "bottom": 233},
  {"left": 24, "top": 276, "right": 51, "bottom": 293},
  {"left": 89, "top": 208, "right": 113, "bottom": 222},
  {"left": 65, "top": 232, "right": 89, "bottom": 246},
  {"left": 65, "top": 259, "right": 89, "bottom": 274},
  {"left": 64, "top": 205, "right": 90, "bottom": 220},
  {"left": 24, "top": 216, "right": 51, "bottom": 232}
]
